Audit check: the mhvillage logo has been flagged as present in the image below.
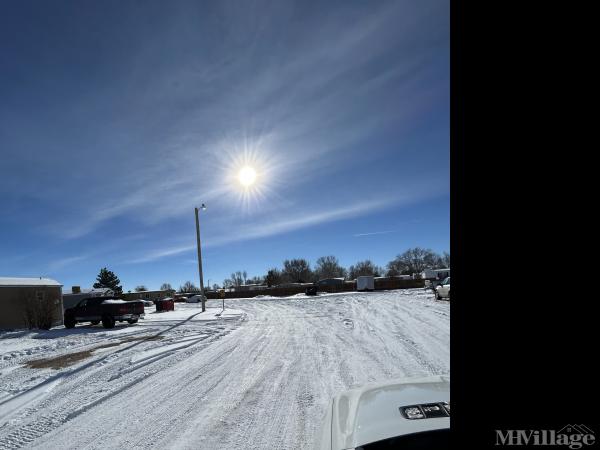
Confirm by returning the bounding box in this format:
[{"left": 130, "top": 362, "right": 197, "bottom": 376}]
[{"left": 495, "top": 425, "right": 596, "bottom": 449}]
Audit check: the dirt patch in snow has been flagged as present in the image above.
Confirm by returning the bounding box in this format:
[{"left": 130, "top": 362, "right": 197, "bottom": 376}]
[
  {"left": 119, "top": 335, "right": 164, "bottom": 343},
  {"left": 25, "top": 336, "right": 164, "bottom": 369},
  {"left": 25, "top": 350, "right": 95, "bottom": 369}
]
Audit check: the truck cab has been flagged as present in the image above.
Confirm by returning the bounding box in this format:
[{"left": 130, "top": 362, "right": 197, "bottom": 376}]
[{"left": 435, "top": 277, "right": 450, "bottom": 300}]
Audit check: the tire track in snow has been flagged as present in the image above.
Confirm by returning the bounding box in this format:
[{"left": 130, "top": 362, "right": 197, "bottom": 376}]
[{"left": 0, "top": 318, "right": 242, "bottom": 450}]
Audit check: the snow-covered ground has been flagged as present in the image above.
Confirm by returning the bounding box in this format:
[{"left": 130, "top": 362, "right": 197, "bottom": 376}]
[{"left": 0, "top": 289, "right": 449, "bottom": 450}]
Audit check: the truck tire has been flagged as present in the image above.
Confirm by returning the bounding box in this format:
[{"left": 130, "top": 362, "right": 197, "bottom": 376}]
[
  {"left": 102, "top": 315, "right": 116, "bottom": 329},
  {"left": 91, "top": 320, "right": 100, "bottom": 325},
  {"left": 64, "top": 316, "right": 76, "bottom": 329},
  {"left": 435, "top": 291, "right": 441, "bottom": 301},
  {"left": 127, "top": 318, "right": 138, "bottom": 324}
]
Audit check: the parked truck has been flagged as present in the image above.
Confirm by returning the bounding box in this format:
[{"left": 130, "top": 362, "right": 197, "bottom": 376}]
[
  {"left": 422, "top": 268, "right": 451, "bottom": 291},
  {"left": 63, "top": 296, "right": 145, "bottom": 329}
]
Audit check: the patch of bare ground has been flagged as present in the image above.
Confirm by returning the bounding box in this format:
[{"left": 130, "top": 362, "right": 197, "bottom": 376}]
[
  {"left": 25, "top": 350, "right": 94, "bottom": 369},
  {"left": 25, "top": 335, "right": 164, "bottom": 369},
  {"left": 120, "top": 335, "right": 163, "bottom": 343}
]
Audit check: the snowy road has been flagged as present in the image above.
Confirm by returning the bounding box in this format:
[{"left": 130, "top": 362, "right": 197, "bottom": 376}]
[{"left": 0, "top": 289, "right": 449, "bottom": 450}]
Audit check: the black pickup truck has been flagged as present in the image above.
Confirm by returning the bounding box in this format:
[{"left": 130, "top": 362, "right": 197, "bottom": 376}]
[{"left": 64, "top": 296, "right": 145, "bottom": 329}]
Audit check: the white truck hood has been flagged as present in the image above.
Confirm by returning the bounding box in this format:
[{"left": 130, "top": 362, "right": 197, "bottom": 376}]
[{"left": 326, "top": 375, "right": 450, "bottom": 449}]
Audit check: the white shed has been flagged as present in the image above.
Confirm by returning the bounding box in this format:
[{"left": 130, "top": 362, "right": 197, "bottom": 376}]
[{"left": 356, "top": 276, "right": 375, "bottom": 291}]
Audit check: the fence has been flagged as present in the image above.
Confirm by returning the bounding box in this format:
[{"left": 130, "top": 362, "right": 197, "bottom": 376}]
[
  {"left": 205, "top": 285, "right": 310, "bottom": 299},
  {"left": 204, "top": 277, "right": 424, "bottom": 300},
  {"left": 375, "top": 278, "right": 425, "bottom": 290}
]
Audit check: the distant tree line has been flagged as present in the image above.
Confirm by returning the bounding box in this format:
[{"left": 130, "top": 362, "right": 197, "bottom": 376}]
[
  {"left": 92, "top": 248, "right": 449, "bottom": 295},
  {"left": 179, "top": 247, "right": 449, "bottom": 290}
]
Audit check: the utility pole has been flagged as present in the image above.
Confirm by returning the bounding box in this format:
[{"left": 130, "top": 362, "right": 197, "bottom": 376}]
[{"left": 194, "top": 205, "right": 206, "bottom": 312}]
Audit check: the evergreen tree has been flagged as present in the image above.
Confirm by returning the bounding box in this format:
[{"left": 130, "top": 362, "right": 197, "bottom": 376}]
[{"left": 93, "top": 267, "right": 123, "bottom": 294}]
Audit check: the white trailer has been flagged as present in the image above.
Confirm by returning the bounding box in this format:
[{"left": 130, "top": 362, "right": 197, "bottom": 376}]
[
  {"left": 356, "top": 276, "right": 375, "bottom": 291},
  {"left": 434, "top": 268, "right": 450, "bottom": 280},
  {"left": 421, "top": 269, "right": 437, "bottom": 279},
  {"left": 421, "top": 268, "right": 450, "bottom": 280}
]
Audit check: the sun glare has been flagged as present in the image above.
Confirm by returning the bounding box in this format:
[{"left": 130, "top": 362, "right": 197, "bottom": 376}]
[
  {"left": 215, "top": 137, "right": 280, "bottom": 212},
  {"left": 238, "top": 166, "right": 257, "bottom": 187}
]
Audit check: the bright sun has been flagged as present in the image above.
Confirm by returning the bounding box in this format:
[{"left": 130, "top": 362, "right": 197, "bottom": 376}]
[{"left": 238, "top": 166, "right": 257, "bottom": 187}]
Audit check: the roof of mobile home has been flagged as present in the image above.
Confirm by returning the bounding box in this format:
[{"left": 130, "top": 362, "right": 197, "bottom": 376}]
[
  {"left": 0, "top": 277, "right": 62, "bottom": 287},
  {"left": 63, "top": 287, "right": 112, "bottom": 296}
]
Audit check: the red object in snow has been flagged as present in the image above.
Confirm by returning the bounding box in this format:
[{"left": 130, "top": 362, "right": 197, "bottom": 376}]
[{"left": 155, "top": 298, "right": 175, "bottom": 312}]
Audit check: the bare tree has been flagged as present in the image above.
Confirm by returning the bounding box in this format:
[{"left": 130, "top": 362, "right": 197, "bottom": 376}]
[
  {"left": 442, "top": 251, "right": 450, "bottom": 268},
  {"left": 227, "top": 271, "right": 244, "bottom": 287},
  {"left": 314, "top": 255, "right": 347, "bottom": 280},
  {"left": 134, "top": 285, "right": 148, "bottom": 292},
  {"left": 387, "top": 247, "right": 443, "bottom": 275},
  {"left": 36, "top": 297, "right": 56, "bottom": 330},
  {"left": 22, "top": 296, "right": 37, "bottom": 330},
  {"left": 282, "top": 259, "right": 312, "bottom": 283},
  {"left": 348, "top": 260, "right": 383, "bottom": 279},
  {"left": 265, "top": 268, "right": 282, "bottom": 287},
  {"left": 247, "top": 276, "right": 264, "bottom": 285},
  {"left": 179, "top": 281, "right": 199, "bottom": 293},
  {"left": 385, "top": 265, "right": 401, "bottom": 277},
  {"left": 22, "top": 295, "right": 55, "bottom": 330},
  {"left": 242, "top": 271, "right": 248, "bottom": 285},
  {"left": 160, "top": 283, "right": 173, "bottom": 291}
]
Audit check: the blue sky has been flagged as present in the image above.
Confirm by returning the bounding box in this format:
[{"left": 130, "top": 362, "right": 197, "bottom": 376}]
[{"left": 0, "top": 0, "right": 449, "bottom": 291}]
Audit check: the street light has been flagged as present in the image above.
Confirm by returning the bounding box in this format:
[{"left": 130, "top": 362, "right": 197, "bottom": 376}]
[{"left": 194, "top": 203, "right": 207, "bottom": 312}]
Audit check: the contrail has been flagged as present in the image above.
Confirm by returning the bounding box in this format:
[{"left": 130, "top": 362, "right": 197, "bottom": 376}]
[{"left": 353, "top": 230, "right": 397, "bottom": 237}]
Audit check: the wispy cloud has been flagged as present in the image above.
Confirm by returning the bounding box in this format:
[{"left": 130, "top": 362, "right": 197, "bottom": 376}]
[
  {"left": 124, "top": 185, "right": 443, "bottom": 265},
  {"left": 47, "top": 255, "right": 88, "bottom": 271},
  {"left": 353, "top": 230, "right": 398, "bottom": 237},
  {"left": 126, "top": 197, "right": 398, "bottom": 264},
  {"left": 1, "top": 0, "right": 449, "bottom": 284},
  {"left": 352, "top": 219, "right": 424, "bottom": 237},
  {"left": 28, "top": 0, "right": 447, "bottom": 241},
  {"left": 127, "top": 245, "right": 196, "bottom": 264}
]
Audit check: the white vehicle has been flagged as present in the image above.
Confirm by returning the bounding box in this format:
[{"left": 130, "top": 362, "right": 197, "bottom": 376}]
[
  {"left": 185, "top": 295, "right": 205, "bottom": 303},
  {"left": 317, "top": 375, "right": 450, "bottom": 450},
  {"left": 435, "top": 277, "right": 450, "bottom": 300},
  {"left": 316, "top": 375, "right": 449, "bottom": 450}
]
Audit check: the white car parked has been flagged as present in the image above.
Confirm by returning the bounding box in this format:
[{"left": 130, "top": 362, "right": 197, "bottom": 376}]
[
  {"left": 316, "top": 375, "right": 449, "bottom": 450},
  {"left": 435, "top": 277, "right": 450, "bottom": 300},
  {"left": 185, "top": 295, "right": 203, "bottom": 303}
]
